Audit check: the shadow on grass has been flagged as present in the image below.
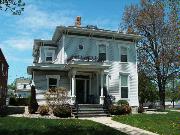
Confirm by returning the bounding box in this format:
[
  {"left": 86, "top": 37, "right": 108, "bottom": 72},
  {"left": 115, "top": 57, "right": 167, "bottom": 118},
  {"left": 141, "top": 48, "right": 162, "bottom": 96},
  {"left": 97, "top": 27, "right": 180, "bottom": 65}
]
[
  {"left": 0, "top": 117, "right": 127, "bottom": 135},
  {"left": 0, "top": 106, "right": 25, "bottom": 116}
]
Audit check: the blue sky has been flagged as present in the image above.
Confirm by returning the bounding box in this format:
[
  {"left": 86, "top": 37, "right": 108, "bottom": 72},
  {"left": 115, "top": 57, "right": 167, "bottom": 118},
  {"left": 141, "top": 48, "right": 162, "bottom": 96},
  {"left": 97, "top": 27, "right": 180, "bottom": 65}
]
[{"left": 0, "top": 0, "right": 139, "bottom": 84}]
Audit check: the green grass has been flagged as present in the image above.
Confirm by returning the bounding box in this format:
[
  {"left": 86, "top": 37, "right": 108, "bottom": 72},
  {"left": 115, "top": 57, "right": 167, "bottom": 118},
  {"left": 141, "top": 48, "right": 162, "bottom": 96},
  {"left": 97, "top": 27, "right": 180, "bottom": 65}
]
[
  {"left": 112, "top": 111, "right": 180, "bottom": 135},
  {"left": 0, "top": 117, "right": 126, "bottom": 135}
]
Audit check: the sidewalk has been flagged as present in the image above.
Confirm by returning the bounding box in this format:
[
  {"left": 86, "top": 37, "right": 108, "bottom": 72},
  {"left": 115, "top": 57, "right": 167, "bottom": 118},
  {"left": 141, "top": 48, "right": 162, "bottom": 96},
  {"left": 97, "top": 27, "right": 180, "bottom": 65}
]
[{"left": 82, "top": 117, "right": 158, "bottom": 135}]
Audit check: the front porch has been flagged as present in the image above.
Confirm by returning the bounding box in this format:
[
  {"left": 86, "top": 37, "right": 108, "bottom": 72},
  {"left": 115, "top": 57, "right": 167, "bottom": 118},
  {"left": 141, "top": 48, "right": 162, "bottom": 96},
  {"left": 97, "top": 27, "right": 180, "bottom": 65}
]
[{"left": 69, "top": 65, "right": 109, "bottom": 105}]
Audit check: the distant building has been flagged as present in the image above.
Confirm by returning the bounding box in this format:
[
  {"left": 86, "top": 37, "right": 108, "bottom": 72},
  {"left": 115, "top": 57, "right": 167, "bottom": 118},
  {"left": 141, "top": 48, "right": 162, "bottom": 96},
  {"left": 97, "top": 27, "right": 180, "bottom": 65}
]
[
  {"left": 0, "top": 48, "right": 9, "bottom": 108},
  {"left": 15, "top": 77, "right": 31, "bottom": 98}
]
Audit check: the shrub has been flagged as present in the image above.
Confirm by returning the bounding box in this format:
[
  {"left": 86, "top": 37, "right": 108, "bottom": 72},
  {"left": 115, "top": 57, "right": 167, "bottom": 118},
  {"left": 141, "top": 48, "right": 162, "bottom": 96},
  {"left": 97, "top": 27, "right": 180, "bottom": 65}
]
[
  {"left": 45, "top": 87, "right": 69, "bottom": 109},
  {"left": 38, "top": 105, "right": 49, "bottom": 115},
  {"left": 116, "top": 100, "right": 129, "bottom": 106},
  {"left": 109, "top": 105, "right": 123, "bottom": 115},
  {"left": 9, "top": 97, "right": 18, "bottom": 106},
  {"left": 109, "top": 104, "right": 132, "bottom": 115},
  {"left": 138, "top": 106, "right": 144, "bottom": 113},
  {"left": 53, "top": 104, "right": 71, "bottom": 118},
  {"left": 28, "top": 86, "right": 38, "bottom": 114}
]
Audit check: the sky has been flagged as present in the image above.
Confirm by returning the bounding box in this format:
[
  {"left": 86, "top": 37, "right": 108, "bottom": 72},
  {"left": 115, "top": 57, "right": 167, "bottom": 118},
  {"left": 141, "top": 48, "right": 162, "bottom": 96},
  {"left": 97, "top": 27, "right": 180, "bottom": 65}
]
[{"left": 0, "top": 0, "right": 139, "bottom": 84}]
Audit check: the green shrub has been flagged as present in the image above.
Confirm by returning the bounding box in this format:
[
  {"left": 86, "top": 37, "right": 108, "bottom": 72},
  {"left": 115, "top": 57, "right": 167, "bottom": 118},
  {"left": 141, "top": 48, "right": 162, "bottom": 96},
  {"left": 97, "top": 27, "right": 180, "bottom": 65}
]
[
  {"left": 116, "top": 100, "right": 129, "bottom": 106},
  {"left": 138, "top": 106, "right": 144, "bottom": 113},
  {"left": 9, "top": 97, "right": 29, "bottom": 106},
  {"left": 28, "top": 86, "right": 38, "bottom": 114},
  {"left": 53, "top": 104, "right": 71, "bottom": 118},
  {"left": 9, "top": 97, "right": 18, "bottom": 106},
  {"left": 38, "top": 105, "right": 49, "bottom": 115},
  {"left": 109, "top": 104, "right": 131, "bottom": 115}
]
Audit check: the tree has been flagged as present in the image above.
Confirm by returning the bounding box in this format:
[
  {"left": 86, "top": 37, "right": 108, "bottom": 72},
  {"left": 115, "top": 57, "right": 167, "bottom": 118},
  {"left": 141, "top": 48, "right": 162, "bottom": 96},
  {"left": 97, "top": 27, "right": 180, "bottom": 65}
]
[
  {"left": 138, "top": 71, "right": 158, "bottom": 106},
  {"left": 0, "top": 0, "right": 25, "bottom": 15},
  {"left": 7, "top": 83, "right": 15, "bottom": 90},
  {"left": 122, "top": 0, "right": 180, "bottom": 109}
]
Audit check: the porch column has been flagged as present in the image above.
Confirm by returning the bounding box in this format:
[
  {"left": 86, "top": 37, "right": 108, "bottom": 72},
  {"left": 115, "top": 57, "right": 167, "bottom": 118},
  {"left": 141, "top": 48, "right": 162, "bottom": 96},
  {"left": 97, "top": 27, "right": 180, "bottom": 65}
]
[
  {"left": 71, "top": 71, "right": 76, "bottom": 104},
  {"left": 100, "top": 70, "right": 105, "bottom": 104}
]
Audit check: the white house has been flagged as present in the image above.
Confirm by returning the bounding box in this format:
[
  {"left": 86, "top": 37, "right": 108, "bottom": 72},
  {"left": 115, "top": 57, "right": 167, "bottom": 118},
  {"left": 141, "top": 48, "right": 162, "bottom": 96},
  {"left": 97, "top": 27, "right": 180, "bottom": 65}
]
[
  {"left": 15, "top": 77, "right": 31, "bottom": 98},
  {"left": 27, "top": 17, "right": 140, "bottom": 109}
]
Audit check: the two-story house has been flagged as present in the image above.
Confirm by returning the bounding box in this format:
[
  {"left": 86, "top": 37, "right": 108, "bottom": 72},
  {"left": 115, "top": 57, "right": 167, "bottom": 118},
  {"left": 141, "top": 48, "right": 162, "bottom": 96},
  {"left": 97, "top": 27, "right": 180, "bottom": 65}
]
[
  {"left": 0, "top": 48, "right": 9, "bottom": 108},
  {"left": 15, "top": 77, "right": 31, "bottom": 98},
  {"left": 27, "top": 17, "right": 140, "bottom": 109}
]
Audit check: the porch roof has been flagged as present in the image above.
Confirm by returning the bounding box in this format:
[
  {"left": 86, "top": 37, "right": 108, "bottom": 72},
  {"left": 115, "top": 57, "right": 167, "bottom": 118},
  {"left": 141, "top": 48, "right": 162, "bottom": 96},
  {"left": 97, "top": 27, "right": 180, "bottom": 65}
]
[{"left": 27, "top": 62, "right": 110, "bottom": 74}]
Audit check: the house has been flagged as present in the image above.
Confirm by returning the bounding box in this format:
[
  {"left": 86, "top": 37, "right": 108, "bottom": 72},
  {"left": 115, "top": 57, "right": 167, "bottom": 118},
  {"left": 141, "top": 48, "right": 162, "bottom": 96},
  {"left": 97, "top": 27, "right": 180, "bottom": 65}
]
[
  {"left": 14, "top": 77, "right": 31, "bottom": 98},
  {"left": 0, "top": 48, "right": 9, "bottom": 108},
  {"left": 27, "top": 17, "right": 140, "bottom": 109}
]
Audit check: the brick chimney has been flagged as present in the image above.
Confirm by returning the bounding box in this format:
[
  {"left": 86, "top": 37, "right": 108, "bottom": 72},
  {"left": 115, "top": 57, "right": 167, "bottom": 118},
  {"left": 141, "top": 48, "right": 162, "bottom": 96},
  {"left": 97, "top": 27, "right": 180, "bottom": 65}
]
[{"left": 75, "top": 16, "right": 81, "bottom": 27}]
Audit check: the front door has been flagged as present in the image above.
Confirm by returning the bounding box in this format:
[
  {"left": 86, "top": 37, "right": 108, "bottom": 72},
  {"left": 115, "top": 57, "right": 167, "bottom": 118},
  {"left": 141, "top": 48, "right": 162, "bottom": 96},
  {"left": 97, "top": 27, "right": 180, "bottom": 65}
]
[{"left": 76, "top": 79, "right": 85, "bottom": 104}]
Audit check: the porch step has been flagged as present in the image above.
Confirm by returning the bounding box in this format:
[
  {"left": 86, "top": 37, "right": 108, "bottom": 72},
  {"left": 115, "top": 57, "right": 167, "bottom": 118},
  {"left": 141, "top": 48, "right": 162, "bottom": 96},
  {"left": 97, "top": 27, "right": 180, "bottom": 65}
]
[{"left": 72, "top": 104, "right": 109, "bottom": 118}]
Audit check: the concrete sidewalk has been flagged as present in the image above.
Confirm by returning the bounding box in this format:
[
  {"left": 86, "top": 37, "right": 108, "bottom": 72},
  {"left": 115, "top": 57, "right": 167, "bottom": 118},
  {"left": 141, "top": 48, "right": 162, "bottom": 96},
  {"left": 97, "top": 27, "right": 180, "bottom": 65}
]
[{"left": 82, "top": 117, "right": 158, "bottom": 135}]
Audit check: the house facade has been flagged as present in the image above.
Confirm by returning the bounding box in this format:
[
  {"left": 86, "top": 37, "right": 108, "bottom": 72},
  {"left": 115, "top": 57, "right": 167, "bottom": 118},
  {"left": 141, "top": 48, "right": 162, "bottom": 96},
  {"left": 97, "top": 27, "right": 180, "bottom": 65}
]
[
  {"left": 0, "top": 48, "right": 8, "bottom": 108},
  {"left": 15, "top": 77, "right": 31, "bottom": 98},
  {"left": 28, "top": 20, "right": 140, "bottom": 108}
]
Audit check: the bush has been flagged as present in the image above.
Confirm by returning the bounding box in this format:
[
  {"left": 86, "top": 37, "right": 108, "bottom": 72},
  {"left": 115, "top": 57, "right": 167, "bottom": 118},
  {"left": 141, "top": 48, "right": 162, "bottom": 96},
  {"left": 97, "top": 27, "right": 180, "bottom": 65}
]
[
  {"left": 138, "top": 106, "right": 144, "bottom": 113},
  {"left": 53, "top": 104, "right": 71, "bottom": 118},
  {"left": 116, "top": 100, "right": 129, "bottom": 106},
  {"left": 9, "top": 97, "right": 18, "bottom": 106},
  {"left": 28, "top": 86, "right": 38, "bottom": 114},
  {"left": 109, "top": 104, "right": 132, "bottom": 115},
  {"left": 38, "top": 105, "right": 49, "bottom": 115}
]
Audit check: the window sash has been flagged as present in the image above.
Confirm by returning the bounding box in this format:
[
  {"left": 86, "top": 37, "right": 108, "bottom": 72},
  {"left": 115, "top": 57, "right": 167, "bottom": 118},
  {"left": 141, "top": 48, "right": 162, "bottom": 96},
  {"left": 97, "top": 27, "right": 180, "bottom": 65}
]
[
  {"left": 45, "top": 50, "right": 54, "bottom": 62},
  {"left": 49, "top": 78, "right": 57, "bottom": 89},
  {"left": 121, "top": 47, "right": 128, "bottom": 62},
  {"left": 121, "top": 75, "right": 128, "bottom": 86},
  {"left": 121, "top": 87, "right": 128, "bottom": 98}
]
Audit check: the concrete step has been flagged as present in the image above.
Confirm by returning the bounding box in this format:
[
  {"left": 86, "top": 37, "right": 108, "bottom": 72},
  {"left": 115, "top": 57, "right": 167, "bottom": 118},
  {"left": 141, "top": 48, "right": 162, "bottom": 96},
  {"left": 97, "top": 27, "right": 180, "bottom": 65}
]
[{"left": 75, "top": 113, "right": 109, "bottom": 118}]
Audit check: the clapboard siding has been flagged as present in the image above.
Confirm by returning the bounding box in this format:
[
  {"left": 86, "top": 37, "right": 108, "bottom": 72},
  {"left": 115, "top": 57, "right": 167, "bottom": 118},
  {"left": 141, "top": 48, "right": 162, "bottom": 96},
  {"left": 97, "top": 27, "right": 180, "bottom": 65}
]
[{"left": 36, "top": 34, "right": 139, "bottom": 106}]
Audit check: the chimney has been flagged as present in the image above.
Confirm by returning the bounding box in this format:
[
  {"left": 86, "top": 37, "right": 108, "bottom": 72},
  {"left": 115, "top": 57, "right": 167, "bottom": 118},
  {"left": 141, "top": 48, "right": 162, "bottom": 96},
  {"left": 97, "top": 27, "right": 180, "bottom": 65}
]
[{"left": 75, "top": 16, "right": 81, "bottom": 27}]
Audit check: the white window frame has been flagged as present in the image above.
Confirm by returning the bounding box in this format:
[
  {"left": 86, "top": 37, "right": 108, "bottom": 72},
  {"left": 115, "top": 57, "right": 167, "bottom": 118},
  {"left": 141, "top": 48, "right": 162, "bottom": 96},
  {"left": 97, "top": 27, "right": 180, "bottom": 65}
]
[
  {"left": 119, "top": 45, "right": 129, "bottom": 63},
  {"left": 119, "top": 73, "right": 130, "bottom": 99},
  {"left": 96, "top": 41, "right": 109, "bottom": 62},
  {"left": 45, "top": 49, "right": 55, "bottom": 62},
  {"left": 46, "top": 75, "right": 60, "bottom": 89}
]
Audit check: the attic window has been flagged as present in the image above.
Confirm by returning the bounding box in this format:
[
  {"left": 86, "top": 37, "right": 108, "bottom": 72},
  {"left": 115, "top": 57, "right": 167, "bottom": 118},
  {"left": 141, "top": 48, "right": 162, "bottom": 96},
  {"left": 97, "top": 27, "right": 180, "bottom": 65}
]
[{"left": 79, "top": 44, "right": 83, "bottom": 50}]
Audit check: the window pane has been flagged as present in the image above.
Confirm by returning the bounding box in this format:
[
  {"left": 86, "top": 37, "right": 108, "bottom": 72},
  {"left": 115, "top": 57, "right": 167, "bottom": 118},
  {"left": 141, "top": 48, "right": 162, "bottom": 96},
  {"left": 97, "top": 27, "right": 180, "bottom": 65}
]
[
  {"left": 49, "top": 78, "right": 57, "bottom": 89},
  {"left": 121, "top": 55, "right": 127, "bottom": 62},
  {"left": 99, "top": 53, "right": 106, "bottom": 61},
  {"left": 46, "top": 57, "right": 52, "bottom": 61},
  {"left": 121, "top": 87, "right": 128, "bottom": 98},
  {"left": 121, "top": 75, "right": 128, "bottom": 86}
]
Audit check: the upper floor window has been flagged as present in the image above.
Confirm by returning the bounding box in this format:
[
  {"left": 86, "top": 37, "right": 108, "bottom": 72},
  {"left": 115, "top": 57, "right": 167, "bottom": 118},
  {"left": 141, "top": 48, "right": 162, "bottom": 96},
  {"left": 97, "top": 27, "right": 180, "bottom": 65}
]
[
  {"left": 121, "top": 47, "right": 128, "bottom": 62},
  {"left": 98, "top": 44, "right": 106, "bottom": 62},
  {"left": 120, "top": 75, "right": 128, "bottom": 98},
  {"left": 23, "top": 84, "right": 27, "bottom": 89},
  {"left": 45, "top": 50, "right": 55, "bottom": 62}
]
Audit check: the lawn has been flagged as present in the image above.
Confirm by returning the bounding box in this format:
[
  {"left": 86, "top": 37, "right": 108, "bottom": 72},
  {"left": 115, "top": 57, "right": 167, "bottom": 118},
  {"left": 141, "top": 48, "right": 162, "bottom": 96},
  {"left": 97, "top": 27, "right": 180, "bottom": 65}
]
[
  {"left": 112, "top": 111, "right": 180, "bottom": 135},
  {"left": 0, "top": 117, "right": 126, "bottom": 135}
]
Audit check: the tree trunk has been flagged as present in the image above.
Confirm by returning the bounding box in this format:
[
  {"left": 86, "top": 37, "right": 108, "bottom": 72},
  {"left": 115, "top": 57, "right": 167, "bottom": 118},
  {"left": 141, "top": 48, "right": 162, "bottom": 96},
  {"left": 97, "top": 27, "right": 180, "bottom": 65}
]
[
  {"left": 158, "top": 80, "right": 166, "bottom": 110},
  {"left": 172, "top": 99, "right": 175, "bottom": 108}
]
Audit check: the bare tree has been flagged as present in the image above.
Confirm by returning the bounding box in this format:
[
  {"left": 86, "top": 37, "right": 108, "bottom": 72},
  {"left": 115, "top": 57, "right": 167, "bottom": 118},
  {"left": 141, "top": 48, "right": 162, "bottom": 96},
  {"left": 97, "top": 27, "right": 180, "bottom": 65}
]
[
  {"left": 122, "top": 0, "right": 180, "bottom": 109},
  {"left": 0, "top": 0, "right": 25, "bottom": 15}
]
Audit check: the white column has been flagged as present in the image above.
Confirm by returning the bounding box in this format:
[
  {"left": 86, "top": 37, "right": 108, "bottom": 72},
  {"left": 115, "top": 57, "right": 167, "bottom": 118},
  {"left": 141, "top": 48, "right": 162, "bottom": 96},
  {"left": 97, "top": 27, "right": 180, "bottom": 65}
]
[
  {"left": 71, "top": 73, "right": 76, "bottom": 104},
  {"left": 96, "top": 72, "right": 99, "bottom": 103},
  {"left": 100, "top": 70, "right": 105, "bottom": 104},
  {"left": 89, "top": 75, "right": 92, "bottom": 95}
]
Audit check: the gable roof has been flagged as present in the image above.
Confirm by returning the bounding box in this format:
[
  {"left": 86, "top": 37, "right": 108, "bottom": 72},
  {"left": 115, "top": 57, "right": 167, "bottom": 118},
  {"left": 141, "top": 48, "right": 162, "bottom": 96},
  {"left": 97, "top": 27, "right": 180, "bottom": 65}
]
[{"left": 0, "top": 48, "right": 9, "bottom": 67}]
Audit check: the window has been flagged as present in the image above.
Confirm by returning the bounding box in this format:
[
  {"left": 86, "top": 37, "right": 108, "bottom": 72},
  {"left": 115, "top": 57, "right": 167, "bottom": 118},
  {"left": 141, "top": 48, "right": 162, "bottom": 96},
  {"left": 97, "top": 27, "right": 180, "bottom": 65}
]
[
  {"left": 98, "top": 44, "right": 106, "bottom": 61},
  {"left": 45, "top": 50, "right": 54, "bottom": 62},
  {"left": 121, "top": 75, "right": 128, "bottom": 98},
  {"left": 49, "top": 78, "right": 57, "bottom": 89},
  {"left": 23, "top": 84, "right": 27, "bottom": 89},
  {"left": 121, "top": 47, "right": 128, "bottom": 62},
  {"left": 79, "top": 44, "right": 83, "bottom": 50}
]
